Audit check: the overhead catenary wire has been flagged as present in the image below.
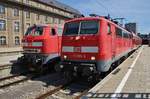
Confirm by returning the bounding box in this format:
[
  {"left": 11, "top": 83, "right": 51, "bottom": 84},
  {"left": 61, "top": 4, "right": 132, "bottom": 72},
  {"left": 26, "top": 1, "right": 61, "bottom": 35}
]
[
  {"left": 95, "top": 0, "right": 113, "bottom": 16},
  {"left": 95, "top": 0, "right": 125, "bottom": 19}
]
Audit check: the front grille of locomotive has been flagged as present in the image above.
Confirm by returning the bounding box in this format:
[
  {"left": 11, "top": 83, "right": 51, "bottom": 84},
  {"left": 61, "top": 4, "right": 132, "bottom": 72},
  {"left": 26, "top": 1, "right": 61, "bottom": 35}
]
[{"left": 23, "top": 48, "right": 41, "bottom": 53}]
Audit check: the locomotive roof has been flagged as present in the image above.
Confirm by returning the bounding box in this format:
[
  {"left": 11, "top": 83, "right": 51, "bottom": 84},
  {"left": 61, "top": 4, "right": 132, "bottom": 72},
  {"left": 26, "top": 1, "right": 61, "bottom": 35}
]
[
  {"left": 64, "top": 16, "right": 141, "bottom": 39},
  {"left": 30, "top": 24, "right": 49, "bottom": 27},
  {"left": 65, "top": 17, "right": 131, "bottom": 34}
]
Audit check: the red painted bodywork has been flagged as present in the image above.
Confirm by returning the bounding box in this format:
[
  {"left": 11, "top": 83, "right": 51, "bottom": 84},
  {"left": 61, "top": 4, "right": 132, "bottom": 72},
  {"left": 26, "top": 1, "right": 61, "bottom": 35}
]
[
  {"left": 61, "top": 17, "right": 142, "bottom": 62},
  {"left": 22, "top": 25, "right": 62, "bottom": 55}
]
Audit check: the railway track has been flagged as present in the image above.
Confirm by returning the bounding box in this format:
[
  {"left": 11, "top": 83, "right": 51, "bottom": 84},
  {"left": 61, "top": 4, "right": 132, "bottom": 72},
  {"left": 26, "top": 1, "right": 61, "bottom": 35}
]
[
  {"left": 0, "top": 73, "right": 36, "bottom": 89},
  {"left": 74, "top": 89, "right": 90, "bottom": 99},
  {"left": 35, "top": 80, "right": 94, "bottom": 99},
  {"left": 36, "top": 81, "right": 72, "bottom": 99},
  {"left": 34, "top": 52, "right": 131, "bottom": 99},
  {"left": 0, "top": 63, "right": 12, "bottom": 70}
]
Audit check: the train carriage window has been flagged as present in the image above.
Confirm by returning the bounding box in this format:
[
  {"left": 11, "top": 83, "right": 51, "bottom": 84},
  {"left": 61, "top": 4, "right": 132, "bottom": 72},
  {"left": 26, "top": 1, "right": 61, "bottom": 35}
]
[
  {"left": 63, "top": 22, "right": 79, "bottom": 35},
  {"left": 129, "top": 33, "right": 132, "bottom": 38},
  {"left": 107, "top": 24, "right": 111, "bottom": 34},
  {"left": 123, "top": 32, "right": 127, "bottom": 38},
  {"left": 116, "top": 28, "right": 122, "bottom": 37},
  {"left": 123, "top": 32, "right": 129, "bottom": 38},
  {"left": 130, "top": 33, "right": 133, "bottom": 38},
  {"left": 80, "top": 21, "right": 98, "bottom": 34}
]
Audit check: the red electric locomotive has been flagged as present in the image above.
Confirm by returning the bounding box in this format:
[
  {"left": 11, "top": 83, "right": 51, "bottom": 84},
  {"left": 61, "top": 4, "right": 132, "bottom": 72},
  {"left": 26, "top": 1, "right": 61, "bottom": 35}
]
[
  {"left": 55, "top": 16, "right": 142, "bottom": 81},
  {"left": 19, "top": 24, "right": 62, "bottom": 72}
]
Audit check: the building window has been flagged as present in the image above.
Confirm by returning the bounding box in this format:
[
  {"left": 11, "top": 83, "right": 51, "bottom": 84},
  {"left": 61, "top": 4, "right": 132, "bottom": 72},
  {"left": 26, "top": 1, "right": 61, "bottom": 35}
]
[
  {"left": 0, "top": 20, "right": 6, "bottom": 31},
  {"left": 14, "top": 8, "right": 19, "bottom": 16},
  {"left": 26, "top": 23, "right": 30, "bottom": 29},
  {"left": 26, "top": 0, "right": 29, "bottom": 4},
  {"left": 45, "top": 16, "right": 48, "bottom": 22},
  {"left": 36, "top": 3, "right": 39, "bottom": 7},
  {"left": 26, "top": 11, "right": 30, "bottom": 18},
  {"left": 0, "top": 5, "right": 5, "bottom": 14},
  {"left": 54, "top": 18, "right": 58, "bottom": 24},
  {"left": 52, "top": 17, "right": 55, "bottom": 24},
  {"left": 36, "top": 14, "right": 40, "bottom": 20},
  {"left": 0, "top": 36, "right": 6, "bottom": 45},
  {"left": 15, "top": 36, "right": 20, "bottom": 45},
  {"left": 60, "top": 20, "right": 64, "bottom": 24},
  {"left": 58, "top": 19, "right": 61, "bottom": 24},
  {"left": 14, "top": 21, "right": 20, "bottom": 32},
  {"left": 49, "top": 17, "right": 53, "bottom": 23}
]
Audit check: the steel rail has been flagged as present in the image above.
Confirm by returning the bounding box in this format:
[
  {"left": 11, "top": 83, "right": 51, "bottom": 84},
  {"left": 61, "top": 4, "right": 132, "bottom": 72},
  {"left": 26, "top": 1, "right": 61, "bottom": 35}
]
[
  {"left": 36, "top": 82, "right": 72, "bottom": 99},
  {"left": 0, "top": 74, "right": 35, "bottom": 89}
]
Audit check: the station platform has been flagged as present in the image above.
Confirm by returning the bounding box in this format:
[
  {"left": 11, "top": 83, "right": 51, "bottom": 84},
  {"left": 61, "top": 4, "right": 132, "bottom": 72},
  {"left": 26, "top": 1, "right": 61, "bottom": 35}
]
[
  {"left": 0, "top": 47, "right": 22, "bottom": 53},
  {"left": 83, "top": 45, "right": 150, "bottom": 99},
  {"left": 0, "top": 47, "right": 23, "bottom": 65},
  {"left": 0, "top": 54, "right": 22, "bottom": 66}
]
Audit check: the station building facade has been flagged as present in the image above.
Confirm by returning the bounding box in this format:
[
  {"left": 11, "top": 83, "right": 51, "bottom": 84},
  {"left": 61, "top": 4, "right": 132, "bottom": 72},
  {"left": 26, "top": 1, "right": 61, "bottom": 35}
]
[{"left": 0, "top": 0, "right": 81, "bottom": 48}]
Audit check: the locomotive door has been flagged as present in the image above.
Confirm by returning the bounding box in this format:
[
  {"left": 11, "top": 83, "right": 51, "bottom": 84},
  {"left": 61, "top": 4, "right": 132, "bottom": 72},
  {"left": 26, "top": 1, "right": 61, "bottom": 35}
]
[
  {"left": 110, "top": 24, "right": 116, "bottom": 59},
  {"left": 49, "top": 28, "right": 59, "bottom": 53}
]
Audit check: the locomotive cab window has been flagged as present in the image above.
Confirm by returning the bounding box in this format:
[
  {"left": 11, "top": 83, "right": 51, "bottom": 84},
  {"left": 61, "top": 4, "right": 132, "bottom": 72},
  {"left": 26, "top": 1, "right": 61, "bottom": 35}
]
[
  {"left": 25, "top": 26, "right": 43, "bottom": 36},
  {"left": 107, "top": 24, "right": 111, "bottom": 34},
  {"left": 51, "top": 28, "right": 56, "bottom": 36},
  {"left": 80, "top": 21, "right": 99, "bottom": 35},
  {"left": 63, "top": 22, "right": 79, "bottom": 35},
  {"left": 34, "top": 27, "right": 43, "bottom": 36},
  {"left": 63, "top": 20, "right": 99, "bottom": 35},
  {"left": 25, "top": 27, "right": 33, "bottom": 35}
]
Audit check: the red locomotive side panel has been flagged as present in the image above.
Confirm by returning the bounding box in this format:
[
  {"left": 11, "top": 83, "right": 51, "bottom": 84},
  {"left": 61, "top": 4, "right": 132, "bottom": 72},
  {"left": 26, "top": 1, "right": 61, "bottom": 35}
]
[{"left": 98, "top": 19, "right": 114, "bottom": 61}]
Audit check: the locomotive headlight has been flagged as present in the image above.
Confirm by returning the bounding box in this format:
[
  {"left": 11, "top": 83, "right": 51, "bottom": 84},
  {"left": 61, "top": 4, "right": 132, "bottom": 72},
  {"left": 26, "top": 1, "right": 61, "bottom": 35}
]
[
  {"left": 64, "top": 55, "right": 67, "bottom": 59},
  {"left": 89, "top": 67, "right": 94, "bottom": 71},
  {"left": 74, "top": 66, "right": 77, "bottom": 71},
  {"left": 60, "top": 65, "right": 64, "bottom": 68},
  {"left": 91, "top": 56, "right": 96, "bottom": 60},
  {"left": 37, "top": 49, "right": 41, "bottom": 53}
]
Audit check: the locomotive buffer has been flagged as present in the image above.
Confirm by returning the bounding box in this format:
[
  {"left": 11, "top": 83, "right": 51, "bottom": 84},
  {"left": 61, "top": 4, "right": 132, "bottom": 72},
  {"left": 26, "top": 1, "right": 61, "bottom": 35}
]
[{"left": 83, "top": 45, "right": 150, "bottom": 99}]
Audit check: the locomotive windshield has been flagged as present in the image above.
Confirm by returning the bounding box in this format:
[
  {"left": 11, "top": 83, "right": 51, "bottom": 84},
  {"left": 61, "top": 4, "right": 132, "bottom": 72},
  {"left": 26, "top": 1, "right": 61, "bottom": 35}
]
[
  {"left": 64, "top": 20, "right": 99, "bottom": 35},
  {"left": 25, "top": 26, "right": 43, "bottom": 36},
  {"left": 80, "top": 21, "right": 98, "bottom": 34},
  {"left": 63, "top": 22, "right": 79, "bottom": 35}
]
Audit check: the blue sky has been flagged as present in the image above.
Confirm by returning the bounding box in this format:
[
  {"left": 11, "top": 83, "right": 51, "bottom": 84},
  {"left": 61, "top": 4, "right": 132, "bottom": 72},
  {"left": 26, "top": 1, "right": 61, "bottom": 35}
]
[{"left": 59, "top": 0, "right": 150, "bottom": 34}]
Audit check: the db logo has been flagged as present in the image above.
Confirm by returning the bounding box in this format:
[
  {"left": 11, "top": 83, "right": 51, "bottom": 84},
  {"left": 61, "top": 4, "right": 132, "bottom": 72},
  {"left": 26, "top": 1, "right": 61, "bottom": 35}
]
[{"left": 74, "top": 47, "right": 81, "bottom": 52}]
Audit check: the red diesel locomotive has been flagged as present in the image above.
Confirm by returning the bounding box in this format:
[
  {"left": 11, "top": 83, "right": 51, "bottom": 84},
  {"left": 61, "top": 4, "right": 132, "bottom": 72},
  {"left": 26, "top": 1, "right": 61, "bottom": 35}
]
[
  {"left": 55, "top": 16, "right": 142, "bottom": 81},
  {"left": 19, "top": 24, "right": 62, "bottom": 72}
]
